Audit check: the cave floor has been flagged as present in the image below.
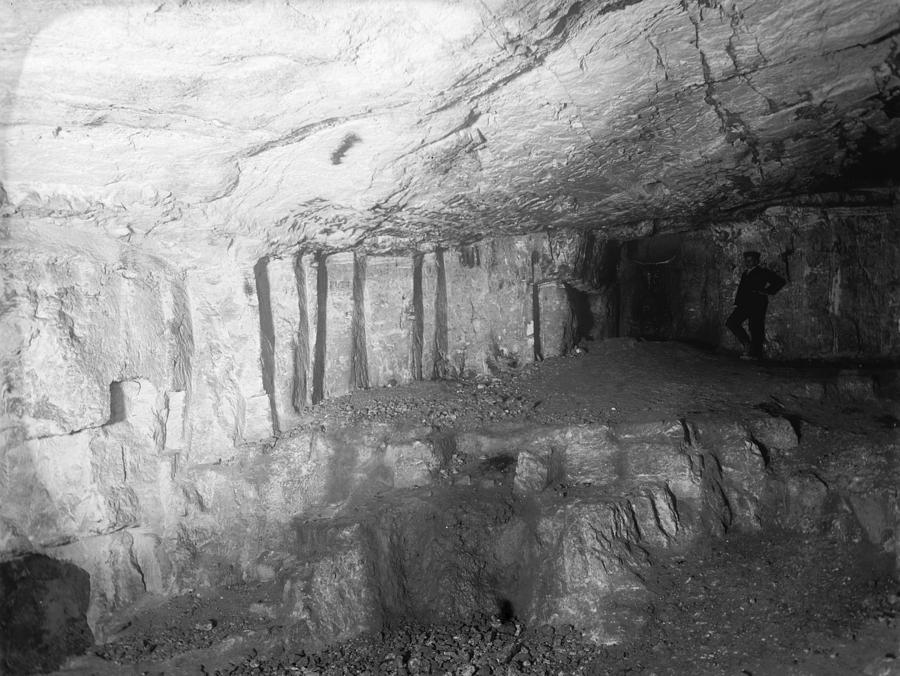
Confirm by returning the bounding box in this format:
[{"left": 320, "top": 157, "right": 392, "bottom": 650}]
[
  {"left": 63, "top": 529, "right": 899, "bottom": 676},
  {"left": 56, "top": 339, "right": 899, "bottom": 676}
]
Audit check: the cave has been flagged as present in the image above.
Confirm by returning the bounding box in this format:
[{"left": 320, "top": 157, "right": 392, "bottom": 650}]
[{"left": 1, "top": 0, "right": 899, "bottom": 674}]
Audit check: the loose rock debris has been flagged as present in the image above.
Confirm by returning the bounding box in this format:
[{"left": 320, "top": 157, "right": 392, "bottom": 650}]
[{"left": 72, "top": 529, "right": 897, "bottom": 675}]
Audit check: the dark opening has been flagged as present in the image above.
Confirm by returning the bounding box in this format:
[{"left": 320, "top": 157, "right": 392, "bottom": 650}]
[
  {"left": 432, "top": 248, "right": 449, "bottom": 379},
  {"left": 458, "top": 245, "right": 480, "bottom": 268},
  {"left": 108, "top": 381, "right": 126, "bottom": 424},
  {"left": 564, "top": 283, "right": 594, "bottom": 346},
  {"left": 291, "top": 253, "right": 310, "bottom": 410},
  {"left": 620, "top": 235, "right": 681, "bottom": 340},
  {"left": 547, "top": 445, "right": 566, "bottom": 487},
  {"left": 495, "top": 597, "right": 515, "bottom": 623},
  {"left": 253, "top": 256, "right": 280, "bottom": 434},
  {"left": 312, "top": 252, "right": 328, "bottom": 404},
  {"left": 0, "top": 554, "right": 93, "bottom": 674}
]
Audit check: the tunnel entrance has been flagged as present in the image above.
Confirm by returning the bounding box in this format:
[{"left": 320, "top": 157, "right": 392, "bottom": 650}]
[{"left": 563, "top": 283, "right": 594, "bottom": 348}]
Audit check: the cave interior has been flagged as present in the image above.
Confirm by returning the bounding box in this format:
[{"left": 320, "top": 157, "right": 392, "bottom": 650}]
[{"left": 1, "top": 0, "right": 900, "bottom": 673}]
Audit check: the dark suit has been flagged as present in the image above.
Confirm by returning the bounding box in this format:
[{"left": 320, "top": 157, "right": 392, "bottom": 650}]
[{"left": 726, "top": 265, "right": 786, "bottom": 357}]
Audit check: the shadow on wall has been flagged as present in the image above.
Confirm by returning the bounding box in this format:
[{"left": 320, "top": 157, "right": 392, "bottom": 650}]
[
  {"left": 564, "top": 284, "right": 594, "bottom": 346},
  {"left": 0, "top": 554, "right": 93, "bottom": 675}
]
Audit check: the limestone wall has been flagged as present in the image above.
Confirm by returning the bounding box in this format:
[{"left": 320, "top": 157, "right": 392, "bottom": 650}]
[
  {"left": 0, "top": 227, "right": 568, "bottom": 512},
  {"left": 0, "top": 227, "right": 578, "bottom": 633},
  {"left": 251, "top": 235, "right": 569, "bottom": 425},
  {"left": 2, "top": 227, "right": 171, "bottom": 633},
  {"left": 3, "top": 211, "right": 897, "bottom": 637},
  {"left": 0, "top": 225, "right": 284, "bottom": 633},
  {"left": 589, "top": 204, "right": 900, "bottom": 359}
]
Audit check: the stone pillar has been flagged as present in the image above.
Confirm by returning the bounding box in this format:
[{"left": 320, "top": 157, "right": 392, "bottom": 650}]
[
  {"left": 319, "top": 252, "right": 355, "bottom": 399},
  {"left": 267, "top": 254, "right": 310, "bottom": 430},
  {"left": 421, "top": 251, "right": 440, "bottom": 379},
  {"left": 537, "top": 282, "right": 573, "bottom": 359},
  {"left": 366, "top": 255, "right": 414, "bottom": 387},
  {"left": 440, "top": 240, "right": 533, "bottom": 377}
]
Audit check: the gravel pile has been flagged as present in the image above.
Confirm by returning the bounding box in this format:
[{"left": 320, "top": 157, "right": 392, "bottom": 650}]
[
  {"left": 220, "top": 618, "right": 611, "bottom": 675},
  {"left": 291, "top": 351, "right": 611, "bottom": 436}
]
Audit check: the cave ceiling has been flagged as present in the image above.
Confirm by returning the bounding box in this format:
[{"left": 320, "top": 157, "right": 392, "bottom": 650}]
[{"left": 2, "top": 0, "right": 900, "bottom": 258}]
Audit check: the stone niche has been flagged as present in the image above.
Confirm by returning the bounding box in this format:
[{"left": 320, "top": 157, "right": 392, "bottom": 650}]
[{"left": 573, "top": 203, "right": 900, "bottom": 360}]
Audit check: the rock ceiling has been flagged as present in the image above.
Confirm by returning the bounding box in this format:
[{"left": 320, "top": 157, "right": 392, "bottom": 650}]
[{"left": 2, "top": 0, "right": 899, "bottom": 257}]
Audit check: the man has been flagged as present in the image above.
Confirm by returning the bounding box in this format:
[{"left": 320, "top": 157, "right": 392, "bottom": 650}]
[{"left": 726, "top": 251, "right": 786, "bottom": 359}]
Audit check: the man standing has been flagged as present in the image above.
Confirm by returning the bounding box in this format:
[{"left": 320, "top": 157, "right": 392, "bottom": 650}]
[{"left": 726, "top": 251, "right": 786, "bottom": 359}]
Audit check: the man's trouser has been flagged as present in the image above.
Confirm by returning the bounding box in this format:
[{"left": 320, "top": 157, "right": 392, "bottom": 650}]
[{"left": 726, "top": 305, "right": 765, "bottom": 356}]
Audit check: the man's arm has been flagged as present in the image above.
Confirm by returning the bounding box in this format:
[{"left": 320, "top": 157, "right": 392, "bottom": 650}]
[{"left": 763, "top": 269, "right": 786, "bottom": 295}]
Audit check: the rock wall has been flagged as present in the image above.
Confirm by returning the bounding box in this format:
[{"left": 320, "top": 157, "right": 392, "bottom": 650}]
[
  {"left": 0, "top": 226, "right": 580, "bottom": 635},
  {"left": 3, "top": 205, "right": 896, "bottom": 639},
  {"left": 253, "top": 235, "right": 570, "bottom": 427},
  {"left": 0, "top": 224, "right": 262, "bottom": 634},
  {"left": 577, "top": 203, "right": 900, "bottom": 359},
  {"left": 4, "top": 212, "right": 897, "bottom": 647}
]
